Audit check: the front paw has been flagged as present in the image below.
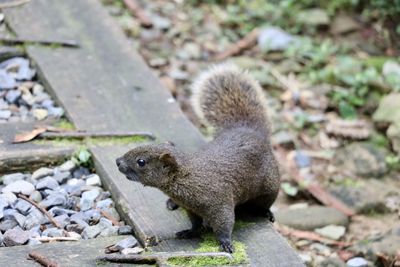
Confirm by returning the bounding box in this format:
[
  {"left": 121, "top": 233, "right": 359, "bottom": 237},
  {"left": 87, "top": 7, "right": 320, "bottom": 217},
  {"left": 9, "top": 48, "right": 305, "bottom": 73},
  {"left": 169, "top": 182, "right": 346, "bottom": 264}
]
[
  {"left": 176, "top": 229, "right": 200, "bottom": 239},
  {"left": 220, "top": 240, "right": 234, "bottom": 253},
  {"left": 265, "top": 210, "right": 275, "bottom": 223}
]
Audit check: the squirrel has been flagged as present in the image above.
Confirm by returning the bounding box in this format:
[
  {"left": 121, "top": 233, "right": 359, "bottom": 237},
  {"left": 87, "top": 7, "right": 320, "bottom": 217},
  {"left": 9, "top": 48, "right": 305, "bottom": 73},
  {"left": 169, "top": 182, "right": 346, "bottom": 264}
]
[{"left": 116, "top": 63, "right": 280, "bottom": 253}]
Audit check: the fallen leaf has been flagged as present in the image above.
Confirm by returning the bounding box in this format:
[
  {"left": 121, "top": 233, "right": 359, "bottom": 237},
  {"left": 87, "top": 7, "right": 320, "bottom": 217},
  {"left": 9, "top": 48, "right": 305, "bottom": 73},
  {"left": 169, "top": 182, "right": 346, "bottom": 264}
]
[
  {"left": 13, "top": 127, "right": 46, "bottom": 143},
  {"left": 325, "top": 117, "right": 371, "bottom": 140}
]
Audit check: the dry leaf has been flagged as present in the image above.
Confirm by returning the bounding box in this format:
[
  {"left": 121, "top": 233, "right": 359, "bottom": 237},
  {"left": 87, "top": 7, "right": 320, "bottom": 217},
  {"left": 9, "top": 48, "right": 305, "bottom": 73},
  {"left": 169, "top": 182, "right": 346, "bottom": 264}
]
[
  {"left": 13, "top": 127, "right": 46, "bottom": 143},
  {"left": 325, "top": 118, "right": 371, "bottom": 139}
]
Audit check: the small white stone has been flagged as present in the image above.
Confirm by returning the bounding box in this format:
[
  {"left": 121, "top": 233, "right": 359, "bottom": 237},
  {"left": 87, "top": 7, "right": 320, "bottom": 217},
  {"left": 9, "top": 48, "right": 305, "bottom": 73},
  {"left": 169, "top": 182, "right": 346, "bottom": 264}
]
[
  {"left": 86, "top": 174, "right": 102, "bottom": 186},
  {"left": 315, "top": 225, "right": 346, "bottom": 240},
  {"left": 59, "top": 160, "right": 76, "bottom": 172},
  {"left": 2, "top": 180, "right": 35, "bottom": 196}
]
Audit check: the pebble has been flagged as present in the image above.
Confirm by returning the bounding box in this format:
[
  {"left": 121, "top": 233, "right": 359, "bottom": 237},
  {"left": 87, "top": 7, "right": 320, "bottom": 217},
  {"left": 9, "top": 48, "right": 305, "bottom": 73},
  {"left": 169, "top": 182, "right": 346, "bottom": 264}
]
[
  {"left": 53, "top": 171, "right": 71, "bottom": 184},
  {"left": 346, "top": 257, "right": 369, "bottom": 267},
  {"left": 121, "top": 247, "right": 144, "bottom": 255},
  {"left": 2, "top": 180, "right": 35, "bottom": 196},
  {"left": 5, "top": 90, "right": 21, "bottom": 104},
  {"left": 59, "top": 160, "right": 76, "bottom": 172},
  {"left": 24, "top": 208, "right": 47, "bottom": 230},
  {"left": 0, "top": 219, "right": 17, "bottom": 232},
  {"left": 29, "top": 190, "right": 42, "bottom": 203},
  {"left": 2, "top": 173, "right": 25, "bottom": 185},
  {"left": 27, "top": 238, "right": 42, "bottom": 245},
  {"left": 3, "top": 228, "right": 29, "bottom": 246},
  {"left": 315, "top": 225, "right": 346, "bottom": 240},
  {"left": 82, "top": 225, "right": 102, "bottom": 239},
  {"left": 99, "top": 226, "right": 119, "bottom": 237},
  {"left": 40, "top": 193, "right": 67, "bottom": 209},
  {"left": 80, "top": 189, "right": 100, "bottom": 211},
  {"left": 36, "top": 176, "right": 59, "bottom": 190},
  {"left": 276, "top": 206, "right": 349, "bottom": 230},
  {"left": 118, "top": 225, "right": 133, "bottom": 235},
  {"left": 47, "top": 106, "right": 64, "bottom": 117},
  {"left": 15, "top": 199, "right": 32, "bottom": 215},
  {"left": 86, "top": 174, "right": 102, "bottom": 186},
  {"left": 96, "top": 198, "right": 114, "bottom": 209},
  {"left": 0, "top": 110, "right": 11, "bottom": 119},
  {"left": 32, "top": 108, "right": 49, "bottom": 121},
  {"left": 0, "top": 192, "right": 17, "bottom": 206},
  {"left": 42, "top": 228, "right": 64, "bottom": 237},
  {"left": 32, "top": 167, "right": 53, "bottom": 180}
]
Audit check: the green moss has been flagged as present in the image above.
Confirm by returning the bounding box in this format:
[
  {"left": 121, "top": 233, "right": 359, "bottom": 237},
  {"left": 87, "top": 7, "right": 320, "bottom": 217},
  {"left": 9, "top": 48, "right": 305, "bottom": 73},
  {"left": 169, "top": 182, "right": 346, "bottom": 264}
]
[
  {"left": 234, "top": 220, "right": 256, "bottom": 230},
  {"left": 53, "top": 119, "right": 75, "bottom": 130},
  {"left": 167, "top": 234, "right": 248, "bottom": 266}
]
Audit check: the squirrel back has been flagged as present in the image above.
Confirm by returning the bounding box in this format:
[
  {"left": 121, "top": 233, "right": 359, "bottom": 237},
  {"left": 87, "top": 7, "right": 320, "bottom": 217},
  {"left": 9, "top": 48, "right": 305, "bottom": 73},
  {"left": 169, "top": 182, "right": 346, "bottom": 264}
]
[{"left": 191, "top": 63, "right": 270, "bottom": 135}]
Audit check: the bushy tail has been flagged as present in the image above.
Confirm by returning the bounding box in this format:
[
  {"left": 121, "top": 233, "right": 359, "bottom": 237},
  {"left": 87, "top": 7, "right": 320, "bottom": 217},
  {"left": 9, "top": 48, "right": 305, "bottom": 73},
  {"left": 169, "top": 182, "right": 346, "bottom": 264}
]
[{"left": 191, "top": 63, "right": 270, "bottom": 134}]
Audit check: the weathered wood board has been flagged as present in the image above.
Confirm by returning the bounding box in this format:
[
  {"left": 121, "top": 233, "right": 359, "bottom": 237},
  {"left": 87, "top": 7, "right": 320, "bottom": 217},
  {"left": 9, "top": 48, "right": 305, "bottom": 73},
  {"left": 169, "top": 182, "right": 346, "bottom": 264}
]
[
  {"left": 0, "top": 236, "right": 152, "bottom": 267},
  {"left": 4, "top": 0, "right": 204, "bottom": 153},
  {"left": 0, "top": 122, "right": 74, "bottom": 174}
]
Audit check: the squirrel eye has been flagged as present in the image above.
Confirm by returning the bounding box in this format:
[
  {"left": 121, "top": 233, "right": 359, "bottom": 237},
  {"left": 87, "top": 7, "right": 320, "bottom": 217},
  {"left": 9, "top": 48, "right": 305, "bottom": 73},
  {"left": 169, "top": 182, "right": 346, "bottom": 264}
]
[{"left": 137, "top": 159, "right": 146, "bottom": 167}]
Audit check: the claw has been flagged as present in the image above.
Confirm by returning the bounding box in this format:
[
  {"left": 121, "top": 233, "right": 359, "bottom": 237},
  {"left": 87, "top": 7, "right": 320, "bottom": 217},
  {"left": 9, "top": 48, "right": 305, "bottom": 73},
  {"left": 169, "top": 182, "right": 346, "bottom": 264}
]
[{"left": 220, "top": 241, "right": 234, "bottom": 253}]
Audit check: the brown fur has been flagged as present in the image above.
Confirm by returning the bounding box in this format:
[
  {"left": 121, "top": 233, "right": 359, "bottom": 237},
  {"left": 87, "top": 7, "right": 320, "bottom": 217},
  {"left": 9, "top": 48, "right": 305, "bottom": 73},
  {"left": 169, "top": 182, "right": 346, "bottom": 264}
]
[{"left": 116, "top": 63, "right": 280, "bottom": 253}]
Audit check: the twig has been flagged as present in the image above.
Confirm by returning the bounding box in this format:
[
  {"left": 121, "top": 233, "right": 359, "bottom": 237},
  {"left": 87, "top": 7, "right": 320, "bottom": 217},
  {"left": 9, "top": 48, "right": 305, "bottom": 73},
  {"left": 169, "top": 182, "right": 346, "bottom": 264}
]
[
  {"left": 97, "top": 208, "right": 120, "bottom": 226},
  {"left": 39, "top": 131, "right": 156, "bottom": 140},
  {"left": 34, "top": 236, "right": 80, "bottom": 242},
  {"left": 123, "top": 0, "right": 153, "bottom": 28},
  {"left": 17, "top": 193, "right": 62, "bottom": 229},
  {"left": 276, "top": 225, "right": 352, "bottom": 247},
  {"left": 97, "top": 251, "right": 233, "bottom": 264},
  {"left": 0, "top": 0, "right": 31, "bottom": 9},
  {"left": 28, "top": 251, "right": 61, "bottom": 267},
  {"left": 214, "top": 28, "right": 259, "bottom": 60},
  {"left": 0, "top": 37, "right": 79, "bottom": 48},
  {"left": 275, "top": 147, "right": 355, "bottom": 216}
]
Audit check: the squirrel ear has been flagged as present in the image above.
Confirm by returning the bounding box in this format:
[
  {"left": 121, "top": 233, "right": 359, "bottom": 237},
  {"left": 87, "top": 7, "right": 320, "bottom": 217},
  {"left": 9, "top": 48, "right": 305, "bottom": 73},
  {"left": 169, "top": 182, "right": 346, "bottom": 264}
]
[{"left": 159, "top": 152, "right": 177, "bottom": 169}]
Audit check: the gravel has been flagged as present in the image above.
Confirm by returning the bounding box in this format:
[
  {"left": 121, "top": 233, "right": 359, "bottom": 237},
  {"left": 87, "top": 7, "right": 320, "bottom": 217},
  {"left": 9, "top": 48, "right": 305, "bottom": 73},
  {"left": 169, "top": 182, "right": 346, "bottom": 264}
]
[
  {"left": 0, "top": 57, "right": 64, "bottom": 123},
  {"left": 0, "top": 160, "right": 132, "bottom": 247}
]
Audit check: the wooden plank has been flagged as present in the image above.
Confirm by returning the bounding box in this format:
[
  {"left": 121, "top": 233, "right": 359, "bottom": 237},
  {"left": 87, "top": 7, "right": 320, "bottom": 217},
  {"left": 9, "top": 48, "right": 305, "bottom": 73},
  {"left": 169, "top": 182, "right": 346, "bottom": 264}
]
[
  {"left": 0, "top": 122, "right": 74, "bottom": 174},
  {"left": 0, "top": 236, "right": 149, "bottom": 267},
  {"left": 4, "top": 0, "right": 205, "bottom": 153}
]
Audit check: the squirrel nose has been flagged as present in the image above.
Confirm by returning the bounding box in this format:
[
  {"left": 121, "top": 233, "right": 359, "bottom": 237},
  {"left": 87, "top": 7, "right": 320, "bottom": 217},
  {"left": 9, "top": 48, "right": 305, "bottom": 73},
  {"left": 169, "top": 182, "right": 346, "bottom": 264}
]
[{"left": 116, "top": 157, "right": 123, "bottom": 167}]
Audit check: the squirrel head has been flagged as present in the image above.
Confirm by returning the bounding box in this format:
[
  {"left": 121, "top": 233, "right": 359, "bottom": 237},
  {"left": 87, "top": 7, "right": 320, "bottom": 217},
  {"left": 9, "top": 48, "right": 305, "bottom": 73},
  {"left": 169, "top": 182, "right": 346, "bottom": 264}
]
[{"left": 116, "top": 142, "right": 179, "bottom": 188}]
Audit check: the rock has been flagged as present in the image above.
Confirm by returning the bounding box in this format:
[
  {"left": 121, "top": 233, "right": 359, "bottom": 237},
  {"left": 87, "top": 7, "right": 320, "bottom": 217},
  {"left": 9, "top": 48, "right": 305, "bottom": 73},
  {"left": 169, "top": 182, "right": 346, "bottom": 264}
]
[
  {"left": 47, "top": 107, "right": 64, "bottom": 117},
  {"left": 27, "top": 238, "right": 42, "bottom": 245},
  {"left": 80, "top": 189, "right": 100, "bottom": 211},
  {"left": 5, "top": 90, "right": 21, "bottom": 104},
  {"left": 70, "top": 213, "right": 90, "bottom": 229},
  {"left": 294, "top": 150, "right": 311, "bottom": 168},
  {"left": 32, "top": 167, "right": 53, "bottom": 180},
  {"left": 41, "top": 99, "right": 54, "bottom": 108},
  {"left": 53, "top": 171, "right": 71, "bottom": 184},
  {"left": 276, "top": 206, "right": 348, "bottom": 230},
  {"left": 85, "top": 174, "right": 102, "bottom": 186},
  {"left": 121, "top": 247, "right": 144, "bottom": 255},
  {"left": 102, "top": 207, "right": 120, "bottom": 221},
  {"left": 32, "top": 108, "right": 48, "bottom": 120},
  {"left": 54, "top": 214, "right": 70, "bottom": 228},
  {"left": 0, "top": 69, "right": 16, "bottom": 89},
  {"left": 73, "top": 167, "right": 90, "bottom": 178},
  {"left": 0, "top": 110, "right": 11, "bottom": 119},
  {"left": 2, "top": 173, "right": 25, "bottom": 185},
  {"left": 83, "top": 209, "right": 101, "bottom": 223},
  {"left": 0, "top": 218, "right": 18, "bottom": 232},
  {"left": 0, "top": 57, "right": 35, "bottom": 80},
  {"left": 15, "top": 199, "right": 32, "bottom": 215},
  {"left": 29, "top": 190, "right": 42, "bottom": 203},
  {"left": 32, "top": 83, "right": 44, "bottom": 95},
  {"left": 334, "top": 143, "right": 387, "bottom": 178},
  {"left": 0, "top": 99, "right": 9, "bottom": 109},
  {"left": 387, "top": 122, "right": 400, "bottom": 153},
  {"left": 258, "top": 27, "right": 297, "bottom": 52},
  {"left": 152, "top": 15, "right": 171, "bottom": 30},
  {"left": 329, "top": 178, "right": 398, "bottom": 213},
  {"left": 373, "top": 93, "right": 400, "bottom": 124},
  {"left": 96, "top": 198, "right": 114, "bottom": 209},
  {"left": 21, "top": 92, "right": 35, "bottom": 106},
  {"left": 0, "top": 192, "right": 17, "bottom": 206},
  {"left": 2, "top": 180, "right": 35, "bottom": 195},
  {"left": 118, "top": 225, "right": 133, "bottom": 235},
  {"left": 67, "top": 231, "right": 82, "bottom": 240},
  {"left": 35, "top": 176, "right": 59, "bottom": 190},
  {"left": 351, "top": 226, "right": 400, "bottom": 259},
  {"left": 113, "top": 236, "right": 138, "bottom": 252},
  {"left": 42, "top": 228, "right": 64, "bottom": 237},
  {"left": 272, "top": 131, "right": 295, "bottom": 148},
  {"left": 99, "top": 226, "right": 119, "bottom": 237},
  {"left": 59, "top": 160, "right": 76, "bottom": 172},
  {"left": 81, "top": 225, "right": 102, "bottom": 239},
  {"left": 3, "top": 227, "right": 29, "bottom": 246},
  {"left": 24, "top": 207, "right": 48, "bottom": 230},
  {"left": 346, "top": 257, "right": 369, "bottom": 267},
  {"left": 40, "top": 193, "right": 66, "bottom": 209},
  {"left": 297, "top": 8, "right": 329, "bottom": 26},
  {"left": 49, "top": 207, "right": 77, "bottom": 217},
  {"left": 310, "top": 243, "right": 332, "bottom": 256},
  {"left": 319, "top": 257, "right": 346, "bottom": 267},
  {"left": 331, "top": 15, "right": 360, "bottom": 35},
  {"left": 315, "top": 225, "right": 346, "bottom": 240}
]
